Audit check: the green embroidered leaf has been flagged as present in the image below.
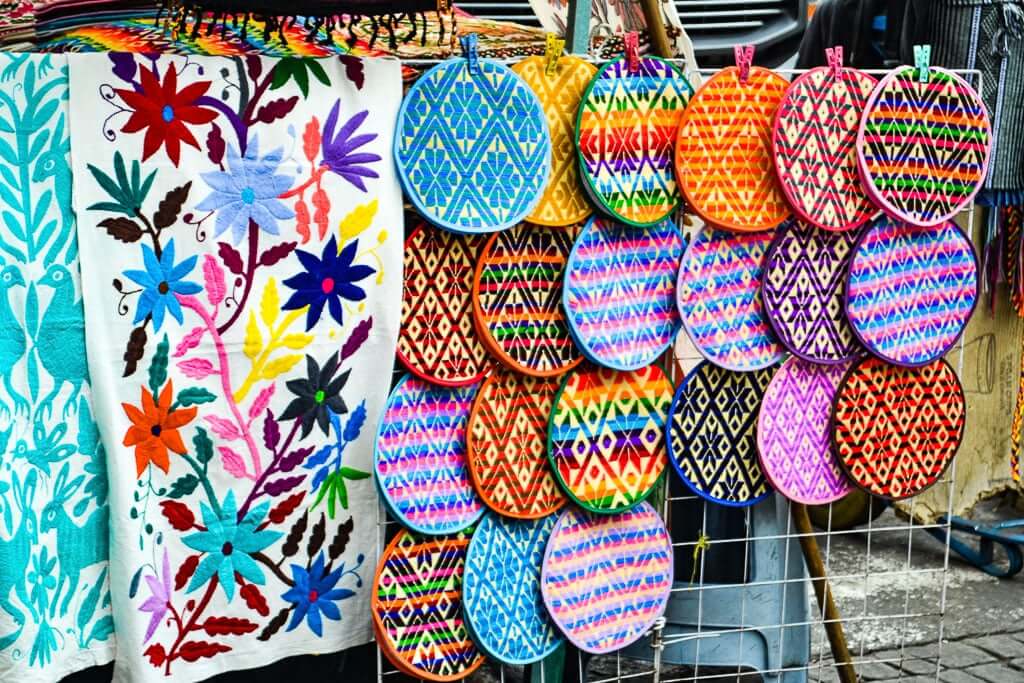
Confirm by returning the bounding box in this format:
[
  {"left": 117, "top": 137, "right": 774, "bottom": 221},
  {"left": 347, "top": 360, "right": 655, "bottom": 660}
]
[
  {"left": 179, "top": 387, "right": 217, "bottom": 408},
  {"left": 340, "top": 467, "right": 370, "bottom": 481},
  {"left": 87, "top": 201, "right": 132, "bottom": 216},
  {"left": 168, "top": 474, "right": 200, "bottom": 499},
  {"left": 192, "top": 427, "right": 214, "bottom": 465},
  {"left": 307, "top": 60, "right": 330, "bottom": 88},
  {"left": 128, "top": 566, "right": 144, "bottom": 599},
  {"left": 87, "top": 615, "right": 115, "bottom": 643},
  {"left": 87, "top": 159, "right": 129, "bottom": 209},
  {"left": 148, "top": 335, "right": 169, "bottom": 395}
]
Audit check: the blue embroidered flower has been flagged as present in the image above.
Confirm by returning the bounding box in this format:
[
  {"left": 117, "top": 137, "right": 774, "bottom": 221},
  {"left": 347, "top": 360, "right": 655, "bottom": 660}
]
[
  {"left": 181, "top": 491, "right": 282, "bottom": 601},
  {"left": 196, "top": 134, "right": 295, "bottom": 243},
  {"left": 282, "top": 235, "right": 375, "bottom": 331},
  {"left": 321, "top": 101, "right": 380, "bottom": 192},
  {"left": 123, "top": 239, "right": 202, "bottom": 331},
  {"left": 282, "top": 552, "right": 355, "bottom": 636}
]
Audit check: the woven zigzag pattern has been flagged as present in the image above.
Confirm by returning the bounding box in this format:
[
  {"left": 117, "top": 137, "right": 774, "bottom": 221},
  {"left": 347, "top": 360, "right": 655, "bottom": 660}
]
[
  {"left": 374, "top": 529, "right": 483, "bottom": 679},
  {"left": 757, "top": 358, "right": 853, "bottom": 505},
  {"left": 577, "top": 56, "right": 692, "bottom": 226},
  {"left": 375, "top": 376, "right": 483, "bottom": 534},
  {"left": 548, "top": 365, "right": 671, "bottom": 512},
  {"left": 669, "top": 362, "right": 774, "bottom": 506},
  {"left": 512, "top": 56, "right": 597, "bottom": 226},
  {"left": 541, "top": 503, "right": 672, "bottom": 654},
  {"left": 832, "top": 357, "right": 965, "bottom": 500},
  {"left": 475, "top": 222, "right": 582, "bottom": 376},
  {"left": 467, "top": 371, "right": 566, "bottom": 519},
  {"left": 859, "top": 67, "right": 990, "bottom": 225},
  {"left": 398, "top": 225, "right": 489, "bottom": 385},
  {"left": 463, "top": 514, "right": 561, "bottom": 664},
  {"left": 676, "top": 66, "right": 790, "bottom": 231},
  {"left": 396, "top": 58, "right": 550, "bottom": 232},
  {"left": 773, "top": 67, "right": 876, "bottom": 232},
  {"left": 762, "top": 219, "right": 862, "bottom": 363},
  {"left": 846, "top": 218, "right": 977, "bottom": 367}
]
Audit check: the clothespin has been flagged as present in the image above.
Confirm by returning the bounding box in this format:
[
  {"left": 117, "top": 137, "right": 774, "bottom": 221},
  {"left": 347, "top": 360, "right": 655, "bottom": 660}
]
[
  {"left": 545, "top": 33, "right": 564, "bottom": 77},
  {"left": 914, "top": 44, "right": 932, "bottom": 83},
  {"left": 825, "top": 45, "right": 844, "bottom": 78},
  {"left": 624, "top": 31, "right": 640, "bottom": 75},
  {"left": 734, "top": 44, "right": 754, "bottom": 83},
  {"left": 461, "top": 33, "right": 480, "bottom": 76},
  {"left": 689, "top": 533, "right": 711, "bottom": 584}
]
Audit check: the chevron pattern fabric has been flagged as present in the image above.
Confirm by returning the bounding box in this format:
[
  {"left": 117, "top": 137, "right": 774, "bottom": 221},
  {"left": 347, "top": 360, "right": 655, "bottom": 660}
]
[
  {"left": 676, "top": 66, "right": 790, "bottom": 232},
  {"left": 548, "top": 364, "right": 672, "bottom": 513},
  {"left": 463, "top": 514, "right": 562, "bottom": 665},
  {"left": 669, "top": 362, "right": 775, "bottom": 506},
  {"left": 395, "top": 57, "right": 551, "bottom": 233},
  {"left": 773, "top": 66, "right": 877, "bottom": 232},
  {"left": 398, "top": 224, "right": 489, "bottom": 386},
  {"left": 512, "top": 55, "right": 597, "bottom": 227},
  {"left": 564, "top": 216, "right": 683, "bottom": 370},
  {"left": 541, "top": 502, "right": 672, "bottom": 654},
  {"left": 858, "top": 66, "right": 991, "bottom": 226},
  {"left": 757, "top": 358, "right": 853, "bottom": 505},
  {"left": 832, "top": 357, "right": 965, "bottom": 500},
  {"left": 677, "top": 227, "right": 784, "bottom": 371},
  {"left": 576, "top": 56, "right": 692, "bottom": 226},
  {"left": 373, "top": 528, "right": 484, "bottom": 680},
  {"left": 762, "top": 218, "right": 863, "bottom": 364},
  {"left": 846, "top": 217, "right": 978, "bottom": 367},
  {"left": 474, "top": 222, "right": 583, "bottom": 376},
  {"left": 375, "top": 375, "right": 484, "bottom": 534},
  {"left": 467, "top": 370, "right": 567, "bottom": 519}
]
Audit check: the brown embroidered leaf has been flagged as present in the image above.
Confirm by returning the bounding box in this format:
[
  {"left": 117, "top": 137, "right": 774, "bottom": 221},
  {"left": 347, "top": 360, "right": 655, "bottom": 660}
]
[
  {"left": 175, "top": 554, "right": 200, "bottom": 591},
  {"left": 328, "top": 517, "right": 354, "bottom": 560},
  {"left": 264, "top": 475, "right": 303, "bottom": 497},
  {"left": 99, "top": 217, "right": 143, "bottom": 243},
  {"left": 240, "top": 583, "right": 270, "bottom": 617},
  {"left": 256, "top": 96, "right": 298, "bottom": 125},
  {"left": 258, "top": 608, "right": 290, "bottom": 642},
  {"left": 154, "top": 182, "right": 191, "bottom": 230},
  {"left": 178, "top": 640, "right": 232, "bottom": 662},
  {"left": 339, "top": 55, "right": 365, "bottom": 89},
  {"left": 282, "top": 510, "right": 308, "bottom": 557},
  {"left": 278, "top": 446, "right": 313, "bottom": 473},
  {"left": 202, "top": 616, "right": 259, "bottom": 636},
  {"left": 245, "top": 54, "right": 263, "bottom": 81},
  {"left": 258, "top": 241, "right": 296, "bottom": 267},
  {"left": 269, "top": 492, "right": 305, "bottom": 524},
  {"left": 307, "top": 513, "right": 326, "bottom": 558},
  {"left": 207, "top": 124, "right": 225, "bottom": 166},
  {"left": 340, "top": 317, "right": 373, "bottom": 362},
  {"left": 123, "top": 324, "right": 148, "bottom": 377},
  {"left": 159, "top": 500, "right": 195, "bottom": 531},
  {"left": 218, "top": 242, "right": 244, "bottom": 275}
]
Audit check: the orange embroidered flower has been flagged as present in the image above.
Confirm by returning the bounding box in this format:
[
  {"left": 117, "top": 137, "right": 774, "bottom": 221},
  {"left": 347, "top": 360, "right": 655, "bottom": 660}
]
[{"left": 123, "top": 380, "right": 198, "bottom": 476}]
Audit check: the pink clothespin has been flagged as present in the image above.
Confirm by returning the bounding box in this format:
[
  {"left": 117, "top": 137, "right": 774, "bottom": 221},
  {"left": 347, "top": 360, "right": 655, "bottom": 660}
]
[
  {"left": 826, "top": 46, "right": 844, "bottom": 78},
  {"left": 734, "top": 44, "right": 754, "bottom": 83},
  {"left": 624, "top": 31, "right": 640, "bottom": 75}
]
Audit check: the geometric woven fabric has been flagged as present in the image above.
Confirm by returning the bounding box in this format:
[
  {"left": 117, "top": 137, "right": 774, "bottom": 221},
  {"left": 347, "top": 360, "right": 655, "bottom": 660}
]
[
  {"left": 762, "top": 218, "right": 864, "bottom": 364},
  {"left": 373, "top": 528, "right": 484, "bottom": 681},
  {"left": 395, "top": 57, "right": 551, "bottom": 233},
  {"left": 757, "top": 358, "right": 854, "bottom": 505},
  {"left": 375, "top": 375, "right": 484, "bottom": 534},
  {"left": 832, "top": 357, "right": 966, "bottom": 500},
  {"left": 541, "top": 502, "right": 673, "bottom": 654},
  {"left": 846, "top": 218, "right": 978, "bottom": 367},
  {"left": 576, "top": 56, "right": 692, "bottom": 226},
  {"left": 676, "top": 66, "right": 790, "bottom": 232},
  {"left": 512, "top": 55, "right": 597, "bottom": 226},
  {"left": 467, "top": 370, "right": 567, "bottom": 519},
  {"left": 858, "top": 66, "right": 991, "bottom": 226},
  {"left": 773, "top": 66, "right": 877, "bottom": 232},
  {"left": 398, "top": 224, "right": 490, "bottom": 386},
  {"left": 677, "top": 227, "right": 785, "bottom": 371},
  {"left": 669, "top": 361, "right": 775, "bottom": 506},
  {"left": 463, "top": 514, "right": 563, "bottom": 665},
  {"left": 564, "top": 216, "right": 683, "bottom": 370},
  {"left": 474, "top": 222, "right": 584, "bottom": 376},
  {"left": 548, "top": 364, "right": 672, "bottom": 513}
]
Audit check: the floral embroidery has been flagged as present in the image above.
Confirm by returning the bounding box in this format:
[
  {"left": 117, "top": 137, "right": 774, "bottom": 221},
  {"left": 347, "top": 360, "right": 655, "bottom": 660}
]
[
  {"left": 122, "top": 379, "right": 198, "bottom": 476},
  {"left": 282, "top": 235, "right": 374, "bottom": 331},
  {"left": 124, "top": 239, "right": 202, "bottom": 330}
]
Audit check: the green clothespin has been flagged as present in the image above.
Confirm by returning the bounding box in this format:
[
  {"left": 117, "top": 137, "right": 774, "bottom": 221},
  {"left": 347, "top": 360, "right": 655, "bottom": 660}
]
[{"left": 914, "top": 44, "right": 932, "bottom": 83}]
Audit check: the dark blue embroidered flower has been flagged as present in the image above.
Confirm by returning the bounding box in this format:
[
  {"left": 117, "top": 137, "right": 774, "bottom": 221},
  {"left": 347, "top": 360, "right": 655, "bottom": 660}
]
[
  {"left": 282, "top": 552, "right": 354, "bottom": 636},
  {"left": 321, "top": 101, "right": 381, "bottom": 192},
  {"left": 282, "top": 235, "right": 374, "bottom": 331},
  {"left": 123, "top": 239, "right": 202, "bottom": 331}
]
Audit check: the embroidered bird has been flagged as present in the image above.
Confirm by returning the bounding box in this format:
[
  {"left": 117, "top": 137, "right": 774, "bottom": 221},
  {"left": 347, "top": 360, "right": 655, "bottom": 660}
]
[
  {"left": 35, "top": 264, "right": 86, "bottom": 419},
  {"left": 0, "top": 264, "right": 28, "bottom": 417}
]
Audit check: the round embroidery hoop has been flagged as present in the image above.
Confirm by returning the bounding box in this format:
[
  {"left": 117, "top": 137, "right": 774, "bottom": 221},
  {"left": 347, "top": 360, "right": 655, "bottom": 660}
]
[
  {"left": 466, "top": 370, "right": 567, "bottom": 519},
  {"left": 473, "top": 222, "right": 583, "bottom": 377},
  {"left": 676, "top": 66, "right": 790, "bottom": 232},
  {"left": 541, "top": 502, "right": 673, "bottom": 655},
  {"left": 512, "top": 55, "right": 597, "bottom": 227},
  {"left": 463, "top": 513, "right": 563, "bottom": 665},
  {"left": 831, "top": 356, "right": 966, "bottom": 500},
  {"left": 668, "top": 361, "right": 775, "bottom": 507},
  {"left": 397, "top": 224, "right": 490, "bottom": 386},
  {"left": 757, "top": 357, "right": 853, "bottom": 505},
  {"left": 772, "top": 63, "right": 877, "bottom": 232},
  {"left": 857, "top": 65, "right": 991, "bottom": 227},
  {"left": 845, "top": 217, "right": 978, "bottom": 367},
  {"left": 676, "top": 226, "right": 785, "bottom": 371},
  {"left": 575, "top": 55, "right": 693, "bottom": 227},
  {"left": 374, "top": 374, "right": 484, "bottom": 535},
  {"left": 547, "top": 364, "right": 672, "bottom": 514},
  {"left": 394, "top": 49, "right": 551, "bottom": 233},
  {"left": 563, "top": 216, "right": 684, "bottom": 371},
  {"left": 372, "top": 528, "right": 484, "bottom": 681},
  {"left": 762, "top": 218, "right": 864, "bottom": 364}
]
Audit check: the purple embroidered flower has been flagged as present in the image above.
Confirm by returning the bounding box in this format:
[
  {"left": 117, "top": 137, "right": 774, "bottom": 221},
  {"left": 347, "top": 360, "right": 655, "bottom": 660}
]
[
  {"left": 281, "top": 235, "right": 374, "bottom": 331},
  {"left": 138, "top": 549, "right": 172, "bottom": 643},
  {"left": 320, "top": 101, "right": 380, "bottom": 192}
]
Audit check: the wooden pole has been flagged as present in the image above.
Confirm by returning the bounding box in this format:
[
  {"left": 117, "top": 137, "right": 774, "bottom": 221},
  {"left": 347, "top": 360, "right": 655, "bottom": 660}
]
[
  {"left": 791, "top": 502, "right": 858, "bottom": 683},
  {"left": 638, "top": 0, "right": 673, "bottom": 58}
]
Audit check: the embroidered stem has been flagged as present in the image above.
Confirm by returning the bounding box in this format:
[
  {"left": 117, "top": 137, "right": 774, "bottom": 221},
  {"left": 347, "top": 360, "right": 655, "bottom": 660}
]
[
  {"left": 217, "top": 222, "right": 259, "bottom": 334},
  {"left": 241, "top": 69, "right": 276, "bottom": 130},
  {"left": 164, "top": 577, "right": 218, "bottom": 674},
  {"left": 237, "top": 418, "right": 302, "bottom": 520},
  {"left": 179, "top": 451, "right": 222, "bottom": 518},
  {"left": 234, "top": 308, "right": 306, "bottom": 402},
  {"left": 253, "top": 551, "right": 294, "bottom": 586},
  {"left": 279, "top": 165, "right": 327, "bottom": 199},
  {"left": 195, "top": 94, "right": 247, "bottom": 149}
]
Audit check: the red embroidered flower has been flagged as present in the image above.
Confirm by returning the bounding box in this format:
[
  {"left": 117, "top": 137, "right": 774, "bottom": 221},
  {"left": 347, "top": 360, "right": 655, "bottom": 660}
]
[{"left": 116, "top": 66, "right": 217, "bottom": 166}]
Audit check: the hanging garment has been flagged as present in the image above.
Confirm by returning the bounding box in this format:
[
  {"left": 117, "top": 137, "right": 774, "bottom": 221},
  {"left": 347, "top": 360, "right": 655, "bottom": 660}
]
[{"left": 67, "top": 52, "right": 402, "bottom": 682}]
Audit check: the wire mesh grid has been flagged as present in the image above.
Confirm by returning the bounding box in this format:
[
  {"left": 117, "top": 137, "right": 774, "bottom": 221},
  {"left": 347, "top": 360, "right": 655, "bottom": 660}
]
[{"left": 374, "top": 63, "right": 985, "bottom": 683}]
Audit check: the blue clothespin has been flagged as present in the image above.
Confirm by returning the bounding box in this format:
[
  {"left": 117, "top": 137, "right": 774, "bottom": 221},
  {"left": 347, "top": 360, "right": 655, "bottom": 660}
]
[
  {"left": 734, "top": 44, "right": 754, "bottom": 83},
  {"left": 914, "top": 44, "right": 931, "bottom": 83},
  {"left": 461, "top": 33, "right": 480, "bottom": 76}
]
